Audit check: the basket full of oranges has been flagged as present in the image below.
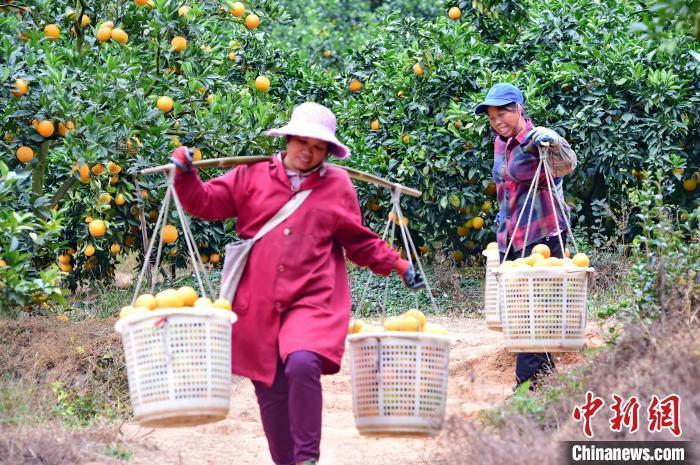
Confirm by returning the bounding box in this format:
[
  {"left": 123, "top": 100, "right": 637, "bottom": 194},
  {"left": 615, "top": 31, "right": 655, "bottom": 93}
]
[
  {"left": 346, "top": 310, "right": 452, "bottom": 435},
  {"left": 114, "top": 287, "right": 237, "bottom": 428},
  {"left": 495, "top": 244, "right": 594, "bottom": 353}
]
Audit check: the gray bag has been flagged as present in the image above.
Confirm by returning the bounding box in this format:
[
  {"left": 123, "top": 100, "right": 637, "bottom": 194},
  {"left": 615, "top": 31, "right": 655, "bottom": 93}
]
[
  {"left": 542, "top": 139, "right": 577, "bottom": 177},
  {"left": 219, "top": 190, "right": 312, "bottom": 303}
]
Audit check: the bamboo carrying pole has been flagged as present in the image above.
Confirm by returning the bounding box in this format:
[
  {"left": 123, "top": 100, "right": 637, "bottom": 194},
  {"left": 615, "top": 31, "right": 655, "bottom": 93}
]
[{"left": 139, "top": 156, "right": 422, "bottom": 198}]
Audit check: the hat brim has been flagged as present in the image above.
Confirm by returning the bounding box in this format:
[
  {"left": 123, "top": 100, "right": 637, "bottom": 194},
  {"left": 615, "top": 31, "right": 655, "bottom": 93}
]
[
  {"left": 266, "top": 123, "right": 351, "bottom": 159},
  {"left": 474, "top": 98, "right": 518, "bottom": 115}
]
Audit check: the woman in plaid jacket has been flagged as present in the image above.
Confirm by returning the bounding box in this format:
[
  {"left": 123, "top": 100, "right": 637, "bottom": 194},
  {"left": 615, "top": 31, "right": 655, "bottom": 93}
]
[{"left": 475, "top": 83, "right": 577, "bottom": 390}]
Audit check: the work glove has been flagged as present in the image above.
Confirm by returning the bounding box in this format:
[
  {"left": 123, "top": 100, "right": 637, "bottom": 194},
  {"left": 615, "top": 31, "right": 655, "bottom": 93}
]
[
  {"left": 170, "top": 146, "right": 194, "bottom": 173},
  {"left": 402, "top": 263, "right": 426, "bottom": 291},
  {"left": 524, "top": 127, "right": 561, "bottom": 148}
]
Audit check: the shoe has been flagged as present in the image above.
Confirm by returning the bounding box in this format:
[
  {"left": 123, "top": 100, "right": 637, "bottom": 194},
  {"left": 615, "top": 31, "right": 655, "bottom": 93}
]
[{"left": 297, "top": 461, "right": 318, "bottom": 465}]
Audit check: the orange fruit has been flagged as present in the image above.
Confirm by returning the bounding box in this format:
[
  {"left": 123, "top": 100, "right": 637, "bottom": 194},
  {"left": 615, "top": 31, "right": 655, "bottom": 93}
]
[
  {"left": 110, "top": 243, "right": 121, "bottom": 254},
  {"left": 157, "top": 96, "right": 173, "bottom": 112},
  {"left": 200, "top": 254, "right": 209, "bottom": 264},
  {"left": 448, "top": 6, "right": 461, "bottom": 20},
  {"left": 85, "top": 215, "right": 93, "bottom": 223},
  {"left": 98, "top": 193, "right": 112, "bottom": 205},
  {"left": 115, "top": 193, "right": 126, "bottom": 205},
  {"left": 156, "top": 289, "right": 185, "bottom": 308},
  {"left": 97, "top": 27, "right": 112, "bottom": 42},
  {"left": 178, "top": 6, "right": 190, "bottom": 17},
  {"left": 482, "top": 200, "right": 492, "bottom": 213},
  {"left": 485, "top": 181, "right": 497, "bottom": 196},
  {"left": 148, "top": 210, "right": 158, "bottom": 222},
  {"left": 457, "top": 226, "right": 468, "bottom": 237},
  {"left": 370, "top": 119, "right": 381, "bottom": 131},
  {"left": 207, "top": 94, "right": 214, "bottom": 105},
  {"left": 58, "top": 121, "right": 74, "bottom": 137},
  {"left": 532, "top": 244, "right": 551, "bottom": 259},
  {"left": 412, "top": 63, "right": 424, "bottom": 76},
  {"left": 683, "top": 178, "right": 697, "bottom": 192},
  {"left": 402, "top": 309, "right": 426, "bottom": 329},
  {"left": 398, "top": 316, "right": 420, "bottom": 332},
  {"left": 80, "top": 15, "right": 90, "bottom": 27},
  {"left": 572, "top": 253, "right": 590, "bottom": 268},
  {"left": 58, "top": 254, "right": 71, "bottom": 265},
  {"left": 454, "top": 250, "right": 464, "bottom": 262},
  {"left": 10, "top": 79, "right": 28, "bottom": 97},
  {"left": 0, "top": 259, "right": 6, "bottom": 267},
  {"left": 135, "top": 293, "right": 158, "bottom": 310},
  {"left": 107, "top": 161, "right": 121, "bottom": 174},
  {"left": 100, "top": 21, "right": 115, "bottom": 30},
  {"left": 124, "top": 236, "right": 136, "bottom": 247},
  {"left": 91, "top": 163, "right": 104, "bottom": 175},
  {"left": 135, "top": 0, "right": 149, "bottom": 6},
  {"left": 88, "top": 219, "right": 107, "bottom": 237},
  {"left": 161, "top": 224, "right": 178, "bottom": 243},
  {"left": 209, "top": 252, "right": 221, "bottom": 264},
  {"left": 228, "top": 51, "right": 236, "bottom": 61},
  {"left": 419, "top": 245, "right": 429, "bottom": 255},
  {"left": 192, "top": 147, "right": 202, "bottom": 161},
  {"left": 402, "top": 134, "right": 410, "bottom": 144},
  {"left": 231, "top": 2, "right": 245, "bottom": 17},
  {"left": 471, "top": 217, "right": 484, "bottom": 230},
  {"left": 36, "top": 120, "right": 55, "bottom": 138},
  {"left": 84, "top": 244, "right": 96, "bottom": 257},
  {"left": 323, "top": 49, "right": 332, "bottom": 57},
  {"left": 178, "top": 286, "right": 199, "bottom": 306},
  {"left": 171, "top": 35, "right": 187, "bottom": 51},
  {"left": 110, "top": 175, "right": 119, "bottom": 184},
  {"left": 349, "top": 79, "right": 362, "bottom": 92},
  {"left": 212, "top": 298, "right": 232, "bottom": 311},
  {"left": 44, "top": 24, "right": 60, "bottom": 40},
  {"left": 255, "top": 75, "right": 270, "bottom": 92},
  {"left": 110, "top": 28, "right": 128, "bottom": 44},
  {"left": 245, "top": 13, "right": 260, "bottom": 29},
  {"left": 194, "top": 297, "right": 213, "bottom": 308},
  {"left": 16, "top": 146, "right": 33, "bottom": 163},
  {"left": 59, "top": 263, "right": 73, "bottom": 273}
]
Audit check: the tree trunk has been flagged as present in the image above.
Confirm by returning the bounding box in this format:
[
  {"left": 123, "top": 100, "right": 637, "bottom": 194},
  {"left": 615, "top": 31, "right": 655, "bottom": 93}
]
[{"left": 31, "top": 140, "right": 51, "bottom": 200}]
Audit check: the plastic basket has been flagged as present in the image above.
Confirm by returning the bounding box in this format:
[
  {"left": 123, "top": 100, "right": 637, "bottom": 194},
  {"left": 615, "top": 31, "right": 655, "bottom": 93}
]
[
  {"left": 496, "top": 266, "right": 592, "bottom": 352},
  {"left": 346, "top": 332, "right": 452, "bottom": 435},
  {"left": 482, "top": 249, "right": 501, "bottom": 331},
  {"left": 114, "top": 308, "right": 237, "bottom": 428}
]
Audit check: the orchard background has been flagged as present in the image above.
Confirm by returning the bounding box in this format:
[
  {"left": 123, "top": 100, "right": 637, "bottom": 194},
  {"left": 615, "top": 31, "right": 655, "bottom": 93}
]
[
  {"left": 1, "top": 1, "right": 699, "bottom": 463},
  {"left": 1, "top": 0, "right": 698, "bottom": 311}
]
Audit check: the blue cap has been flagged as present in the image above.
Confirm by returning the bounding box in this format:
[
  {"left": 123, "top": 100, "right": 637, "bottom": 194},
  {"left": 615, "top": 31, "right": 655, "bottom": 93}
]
[{"left": 474, "top": 83, "right": 524, "bottom": 115}]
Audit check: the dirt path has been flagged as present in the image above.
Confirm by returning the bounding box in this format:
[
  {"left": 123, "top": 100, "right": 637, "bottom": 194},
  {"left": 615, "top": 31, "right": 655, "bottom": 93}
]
[{"left": 116, "top": 317, "right": 596, "bottom": 465}]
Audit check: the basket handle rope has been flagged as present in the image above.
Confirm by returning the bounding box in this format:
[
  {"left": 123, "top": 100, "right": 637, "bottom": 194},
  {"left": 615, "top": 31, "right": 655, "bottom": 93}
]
[
  {"left": 356, "top": 187, "right": 438, "bottom": 324},
  {"left": 501, "top": 143, "right": 579, "bottom": 264},
  {"left": 131, "top": 169, "right": 213, "bottom": 305}
]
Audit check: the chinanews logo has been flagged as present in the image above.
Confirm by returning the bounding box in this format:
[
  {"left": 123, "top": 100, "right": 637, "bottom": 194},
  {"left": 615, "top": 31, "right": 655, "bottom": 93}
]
[{"left": 563, "top": 391, "right": 693, "bottom": 464}]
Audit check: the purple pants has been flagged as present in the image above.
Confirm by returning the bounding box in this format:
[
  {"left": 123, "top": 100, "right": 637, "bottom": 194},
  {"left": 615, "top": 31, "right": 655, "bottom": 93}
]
[{"left": 253, "top": 351, "right": 322, "bottom": 465}]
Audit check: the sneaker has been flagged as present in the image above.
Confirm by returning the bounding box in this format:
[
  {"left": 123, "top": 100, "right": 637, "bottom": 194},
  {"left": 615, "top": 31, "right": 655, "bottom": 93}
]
[{"left": 297, "top": 461, "right": 318, "bottom": 465}]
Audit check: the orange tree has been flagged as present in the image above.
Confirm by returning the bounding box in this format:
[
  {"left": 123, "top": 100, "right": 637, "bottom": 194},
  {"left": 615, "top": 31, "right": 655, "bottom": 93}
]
[{"left": 1, "top": 0, "right": 698, "bottom": 309}]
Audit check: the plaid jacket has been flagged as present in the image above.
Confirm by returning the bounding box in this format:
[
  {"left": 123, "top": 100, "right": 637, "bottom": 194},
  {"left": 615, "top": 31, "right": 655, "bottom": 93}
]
[{"left": 493, "top": 120, "right": 570, "bottom": 253}]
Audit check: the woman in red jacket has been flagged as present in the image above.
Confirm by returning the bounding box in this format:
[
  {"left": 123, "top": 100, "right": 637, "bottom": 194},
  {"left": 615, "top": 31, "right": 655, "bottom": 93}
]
[{"left": 171, "top": 102, "right": 424, "bottom": 465}]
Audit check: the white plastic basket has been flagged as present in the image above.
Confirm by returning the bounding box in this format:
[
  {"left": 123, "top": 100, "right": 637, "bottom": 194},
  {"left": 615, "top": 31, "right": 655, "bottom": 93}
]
[
  {"left": 496, "top": 266, "right": 592, "bottom": 352},
  {"left": 482, "top": 249, "right": 501, "bottom": 331},
  {"left": 114, "top": 308, "right": 237, "bottom": 428},
  {"left": 346, "top": 332, "right": 452, "bottom": 435}
]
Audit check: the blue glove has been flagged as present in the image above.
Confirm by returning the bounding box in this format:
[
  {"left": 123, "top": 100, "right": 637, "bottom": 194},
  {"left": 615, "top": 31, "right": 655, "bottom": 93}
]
[
  {"left": 524, "top": 127, "right": 561, "bottom": 147},
  {"left": 402, "top": 264, "right": 426, "bottom": 291}
]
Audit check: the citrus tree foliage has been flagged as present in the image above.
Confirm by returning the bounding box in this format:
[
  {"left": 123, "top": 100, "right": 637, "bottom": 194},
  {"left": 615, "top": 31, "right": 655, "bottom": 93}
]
[{"left": 0, "top": 0, "right": 697, "bottom": 305}]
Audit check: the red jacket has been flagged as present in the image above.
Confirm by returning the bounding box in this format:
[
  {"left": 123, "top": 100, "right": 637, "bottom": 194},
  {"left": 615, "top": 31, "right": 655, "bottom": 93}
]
[{"left": 174, "top": 156, "right": 400, "bottom": 387}]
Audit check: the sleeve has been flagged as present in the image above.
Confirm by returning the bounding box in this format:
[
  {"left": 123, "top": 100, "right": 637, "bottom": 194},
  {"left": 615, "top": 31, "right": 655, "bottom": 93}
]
[
  {"left": 334, "top": 176, "right": 400, "bottom": 276},
  {"left": 173, "top": 166, "right": 243, "bottom": 221}
]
